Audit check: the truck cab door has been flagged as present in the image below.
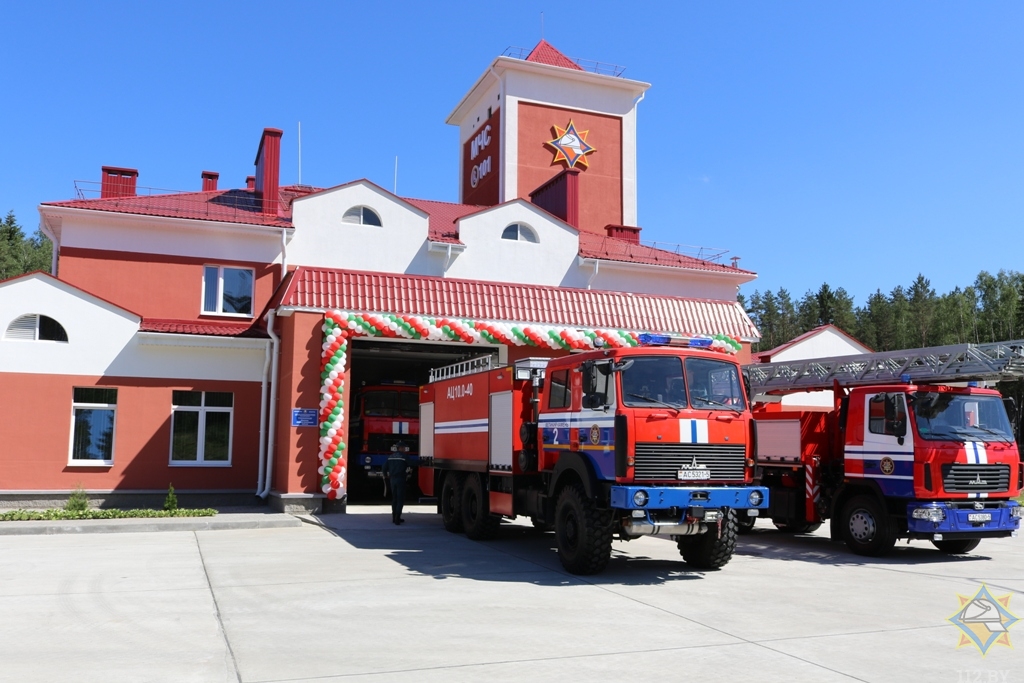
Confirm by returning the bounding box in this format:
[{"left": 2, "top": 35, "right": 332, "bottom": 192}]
[
  {"left": 570, "top": 361, "right": 617, "bottom": 480},
  {"left": 857, "top": 392, "right": 915, "bottom": 497}
]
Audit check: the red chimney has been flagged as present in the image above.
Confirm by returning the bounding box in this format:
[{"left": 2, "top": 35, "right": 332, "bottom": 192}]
[
  {"left": 528, "top": 169, "right": 579, "bottom": 228},
  {"left": 201, "top": 171, "right": 219, "bottom": 192},
  {"left": 100, "top": 166, "right": 138, "bottom": 198},
  {"left": 245, "top": 175, "right": 256, "bottom": 190},
  {"left": 254, "top": 128, "right": 283, "bottom": 216},
  {"left": 605, "top": 224, "right": 642, "bottom": 244}
]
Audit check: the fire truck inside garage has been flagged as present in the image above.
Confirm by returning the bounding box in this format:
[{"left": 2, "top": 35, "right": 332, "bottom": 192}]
[{"left": 346, "top": 338, "right": 506, "bottom": 500}]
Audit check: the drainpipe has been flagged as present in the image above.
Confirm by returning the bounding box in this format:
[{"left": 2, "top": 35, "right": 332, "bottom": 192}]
[
  {"left": 280, "top": 229, "right": 288, "bottom": 280},
  {"left": 39, "top": 218, "right": 58, "bottom": 276},
  {"left": 585, "top": 258, "right": 600, "bottom": 290},
  {"left": 256, "top": 338, "right": 271, "bottom": 493},
  {"left": 258, "top": 309, "right": 281, "bottom": 499}
]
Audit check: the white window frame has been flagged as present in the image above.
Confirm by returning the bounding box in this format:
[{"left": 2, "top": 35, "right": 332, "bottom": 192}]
[
  {"left": 201, "top": 265, "right": 255, "bottom": 318},
  {"left": 4, "top": 313, "right": 69, "bottom": 342},
  {"left": 169, "top": 391, "right": 234, "bottom": 467},
  {"left": 501, "top": 223, "right": 539, "bottom": 243},
  {"left": 342, "top": 205, "right": 383, "bottom": 226},
  {"left": 68, "top": 389, "right": 117, "bottom": 467}
]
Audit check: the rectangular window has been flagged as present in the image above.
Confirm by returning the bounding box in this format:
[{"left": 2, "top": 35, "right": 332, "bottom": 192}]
[
  {"left": 202, "top": 266, "right": 254, "bottom": 316},
  {"left": 70, "top": 387, "right": 117, "bottom": 464},
  {"left": 170, "top": 391, "right": 233, "bottom": 465},
  {"left": 868, "top": 393, "right": 907, "bottom": 436},
  {"left": 548, "top": 369, "right": 571, "bottom": 409}
]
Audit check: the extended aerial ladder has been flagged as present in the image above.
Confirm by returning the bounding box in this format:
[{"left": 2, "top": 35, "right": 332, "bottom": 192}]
[{"left": 744, "top": 340, "right": 1024, "bottom": 400}]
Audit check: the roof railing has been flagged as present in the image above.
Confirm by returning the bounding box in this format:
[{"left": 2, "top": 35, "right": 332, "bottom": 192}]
[{"left": 501, "top": 46, "right": 627, "bottom": 78}]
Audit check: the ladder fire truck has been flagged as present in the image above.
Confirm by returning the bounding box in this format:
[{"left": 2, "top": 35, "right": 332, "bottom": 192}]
[
  {"left": 745, "top": 340, "right": 1024, "bottom": 556},
  {"left": 417, "top": 336, "right": 769, "bottom": 575}
]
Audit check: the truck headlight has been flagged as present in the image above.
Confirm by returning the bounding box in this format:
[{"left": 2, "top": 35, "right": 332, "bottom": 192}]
[
  {"left": 748, "top": 490, "right": 763, "bottom": 507},
  {"left": 633, "top": 490, "right": 648, "bottom": 507},
  {"left": 1012, "top": 506, "right": 1022, "bottom": 519},
  {"left": 912, "top": 507, "right": 945, "bottom": 523}
]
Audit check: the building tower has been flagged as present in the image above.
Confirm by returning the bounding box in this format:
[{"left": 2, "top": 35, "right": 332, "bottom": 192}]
[{"left": 447, "top": 40, "right": 650, "bottom": 236}]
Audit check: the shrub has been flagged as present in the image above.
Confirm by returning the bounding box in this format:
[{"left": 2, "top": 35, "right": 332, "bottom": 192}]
[
  {"left": 164, "top": 484, "right": 178, "bottom": 512},
  {"left": 65, "top": 485, "right": 90, "bottom": 512}
]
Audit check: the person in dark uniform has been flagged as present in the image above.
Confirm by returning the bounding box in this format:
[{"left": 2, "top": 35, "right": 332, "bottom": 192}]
[{"left": 384, "top": 443, "right": 410, "bottom": 525}]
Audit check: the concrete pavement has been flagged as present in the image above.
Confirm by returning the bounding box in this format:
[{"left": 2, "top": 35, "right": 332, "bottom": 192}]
[{"left": 0, "top": 505, "right": 1020, "bottom": 682}]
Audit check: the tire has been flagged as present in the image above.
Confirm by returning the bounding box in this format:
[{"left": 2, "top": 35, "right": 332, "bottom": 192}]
[
  {"left": 462, "top": 474, "right": 501, "bottom": 540},
  {"left": 554, "top": 484, "right": 613, "bottom": 575},
  {"left": 772, "top": 521, "right": 822, "bottom": 534},
  {"left": 840, "top": 494, "right": 897, "bottom": 557},
  {"left": 932, "top": 539, "right": 981, "bottom": 554},
  {"left": 440, "top": 473, "right": 464, "bottom": 533},
  {"left": 736, "top": 514, "right": 756, "bottom": 535},
  {"left": 678, "top": 509, "right": 738, "bottom": 570}
]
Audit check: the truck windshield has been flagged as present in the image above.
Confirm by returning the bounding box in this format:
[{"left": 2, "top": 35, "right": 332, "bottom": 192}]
[
  {"left": 684, "top": 358, "right": 745, "bottom": 411},
  {"left": 363, "top": 390, "right": 419, "bottom": 418},
  {"left": 912, "top": 393, "right": 1014, "bottom": 443},
  {"left": 620, "top": 356, "right": 687, "bottom": 409}
]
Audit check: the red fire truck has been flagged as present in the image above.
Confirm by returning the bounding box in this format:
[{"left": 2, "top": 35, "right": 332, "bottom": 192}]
[
  {"left": 417, "top": 336, "right": 769, "bottom": 575},
  {"left": 745, "top": 340, "right": 1023, "bottom": 556},
  {"left": 350, "top": 383, "right": 420, "bottom": 480}
]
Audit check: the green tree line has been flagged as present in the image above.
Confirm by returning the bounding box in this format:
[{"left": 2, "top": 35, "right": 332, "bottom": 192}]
[
  {"left": 741, "top": 271, "right": 1024, "bottom": 354},
  {"left": 0, "top": 211, "right": 52, "bottom": 279}
]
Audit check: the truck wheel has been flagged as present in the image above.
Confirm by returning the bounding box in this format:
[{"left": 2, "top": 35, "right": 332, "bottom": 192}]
[
  {"left": 932, "top": 539, "right": 981, "bottom": 554},
  {"left": 554, "top": 484, "right": 612, "bottom": 575},
  {"left": 773, "top": 521, "right": 822, "bottom": 534},
  {"left": 736, "top": 514, "right": 756, "bottom": 534},
  {"left": 840, "top": 495, "right": 896, "bottom": 557},
  {"left": 462, "top": 474, "right": 501, "bottom": 540},
  {"left": 678, "top": 509, "right": 738, "bottom": 569},
  {"left": 440, "top": 474, "right": 464, "bottom": 533}
]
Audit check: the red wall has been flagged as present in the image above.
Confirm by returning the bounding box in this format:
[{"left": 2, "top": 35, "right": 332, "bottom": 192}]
[
  {"left": 58, "top": 247, "right": 280, "bottom": 322},
  {"left": 0, "top": 374, "right": 261, "bottom": 492},
  {"left": 517, "top": 102, "right": 623, "bottom": 235}
]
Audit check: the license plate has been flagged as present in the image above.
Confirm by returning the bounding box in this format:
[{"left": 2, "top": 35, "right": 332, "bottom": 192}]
[
  {"left": 678, "top": 468, "right": 711, "bottom": 481},
  {"left": 968, "top": 513, "right": 991, "bottom": 522}
]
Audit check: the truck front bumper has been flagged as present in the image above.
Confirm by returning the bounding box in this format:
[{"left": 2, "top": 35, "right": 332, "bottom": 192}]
[
  {"left": 610, "top": 485, "right": 770, "bottom": 511},
  {"left": 905, "top": 501, "right": 1021, "bottom": 539}
]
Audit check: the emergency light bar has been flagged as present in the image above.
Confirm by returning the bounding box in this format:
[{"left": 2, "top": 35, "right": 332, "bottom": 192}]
[{"left": 638, "top": 333, "right": 714, "bottom": 348}]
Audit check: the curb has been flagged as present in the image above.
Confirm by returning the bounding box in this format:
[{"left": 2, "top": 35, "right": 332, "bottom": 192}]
[{"left": 0, "top": 514, "right": 303, "bottom": 536}]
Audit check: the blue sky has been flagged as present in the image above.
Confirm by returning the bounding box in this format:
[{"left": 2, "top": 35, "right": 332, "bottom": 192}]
[{"left": 2, "top": 2, "right": 1021, "bottom": 304}]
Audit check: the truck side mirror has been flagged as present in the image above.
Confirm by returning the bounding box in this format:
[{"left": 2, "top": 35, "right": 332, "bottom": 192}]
[
  {"left": 581, "top": 362, "right": 596, "bottom": 396},
  {"left": 884, "top": 394, "right": 907, "bottom": 439},
  {"left": 1003, "top": 397, "right": 1019, "bottom": 437}
]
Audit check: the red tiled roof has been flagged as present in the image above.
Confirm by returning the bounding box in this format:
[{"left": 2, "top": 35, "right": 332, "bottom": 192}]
[
  {"left": 526, "top": 40, "right": 583, "bottom": 71},
  {"left": 578, "top": 232, "right": 755, "bottom": 275},
  {"left": 402, "top": 197, "right": 483, "bottom": 244},
  {"left": 139, "top": 318, "right": 269, "bottom": 338},
  {"left": 42, "top": 189, "right": 294, "bottom": 228},
  {"left": 276, "top": 267, "right": 760, "bottom": 341},
  {"left": 751, "top": 324, "right": 871, "bottom": 362}
]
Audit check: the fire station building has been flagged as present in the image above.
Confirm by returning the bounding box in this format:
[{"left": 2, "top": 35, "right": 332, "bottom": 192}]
[{"left": 0, "top": 41, "right": 760, "bottom": 512}]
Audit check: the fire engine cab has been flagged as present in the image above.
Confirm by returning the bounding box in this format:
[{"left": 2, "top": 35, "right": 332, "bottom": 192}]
[
  {"left": 349, "top": 383, "right": 420, "bottom": 480},
  {"left": 417, "top": 336, "right": 769, "bottom": 575}
]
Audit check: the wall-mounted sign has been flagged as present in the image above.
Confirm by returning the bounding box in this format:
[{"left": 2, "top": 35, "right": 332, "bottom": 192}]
[
  {"left": 292, "top": 408, "right": 319, "bottom": 428},
  {"left": 462, "top": 108, "right": 501, "bottom": 206},
  {"left": 545, "top": 119, "right": 595, "bottom": 169}
]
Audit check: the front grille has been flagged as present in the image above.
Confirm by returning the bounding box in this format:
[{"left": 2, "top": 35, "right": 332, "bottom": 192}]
[
  {"left": 366, "top": 434, "right": 419, "bottom": 455},
  {"left": 941, "top": 464, "right": 1010, "bottom": 493},
  {"left": 634, "top": 443, "right": 746, "bottom": 481}
]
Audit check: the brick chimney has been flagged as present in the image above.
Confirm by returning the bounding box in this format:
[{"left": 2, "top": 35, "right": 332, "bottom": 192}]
[
  {"left": 605, "top": 224, "right": 642, "bottom": 244},
  {"left": 201, "top": 171, "right": 219, "bottom": 192},
  {"left": 245, "top": 175, "right": 256, "bottom": 190},
  {"left": 254, "top": 128, "right": 283, "bottom": 216},
  {"left": 100, "top": 166, "right": 138, "bottom": 198},
  {"left": 528, "top": 169, "right": 579, "bottom": 228}
]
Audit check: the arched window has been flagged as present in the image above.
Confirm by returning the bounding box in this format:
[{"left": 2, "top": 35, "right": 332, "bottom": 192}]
[
  {"left": 342, "top": 206, "right": 383, "bottom": 227},
  {"left": 501, "top": 223, "right": 539, "bottom": 243},
  {"left": 4, "top": 314, "right": 68, "bottom": 342}
]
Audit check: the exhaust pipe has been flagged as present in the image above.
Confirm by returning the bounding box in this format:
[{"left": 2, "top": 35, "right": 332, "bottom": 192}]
[{"left": 623, "top": 519, "right": 707, "bottom": 537}]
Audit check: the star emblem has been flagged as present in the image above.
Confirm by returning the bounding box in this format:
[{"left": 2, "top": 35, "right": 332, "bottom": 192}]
[
  {"left": 545, "top": 120, "right": 595, "bottom": 169},
  {"left": 947, "top": 584, "right": 1019, "bottom": 655}
]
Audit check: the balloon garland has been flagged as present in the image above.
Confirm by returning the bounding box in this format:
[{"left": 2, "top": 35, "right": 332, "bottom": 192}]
[{"left": 316, "top": 309, "right": 743, "bottom": 499}]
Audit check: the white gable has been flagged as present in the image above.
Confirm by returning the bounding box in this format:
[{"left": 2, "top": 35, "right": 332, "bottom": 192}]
[
  {"left": 289, "top": 181, "right": 431, "bottom": 273},
  {"left": 773, "top": 327, "right": 872, "bottom": 363}
]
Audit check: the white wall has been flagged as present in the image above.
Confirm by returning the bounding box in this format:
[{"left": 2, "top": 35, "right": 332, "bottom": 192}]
[
  {"left": 0, "top": 274, "right": 266, "bottom": 382},
  {"left": 289, "top": 182, "right": 435, "bottom": 274},
  {"left": 573, "top": 264, "right": 745, "bottom": 301},
  {"left": 774, "top": 328, "right": 872, "bottom": 408},
  {"left": 444, "top": 201, "right": 579, "bottom": 286}
]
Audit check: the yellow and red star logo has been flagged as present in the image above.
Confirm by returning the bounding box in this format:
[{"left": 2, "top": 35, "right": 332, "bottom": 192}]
[
  {"left": 948, "top": 584, "right": 1019, "bottom": 655},
  {"left": 545, "top": 120, "right": 595, "bottom": 169}
]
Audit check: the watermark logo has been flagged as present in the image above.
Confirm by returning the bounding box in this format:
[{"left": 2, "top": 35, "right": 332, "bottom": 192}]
[{"left": 948, "top": 584, "right": 1019, "bottom": 655}]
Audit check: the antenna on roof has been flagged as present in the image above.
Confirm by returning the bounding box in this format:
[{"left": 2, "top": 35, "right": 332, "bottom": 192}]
[
  {"left": 541, "top": 12, "right": 544, "bottom": 40},
  {"left": 297, "top": 121, "right": 302, "bottom": 185},
  {"left": 394, "top": 156, "right": 399, "bottom": 195}
]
